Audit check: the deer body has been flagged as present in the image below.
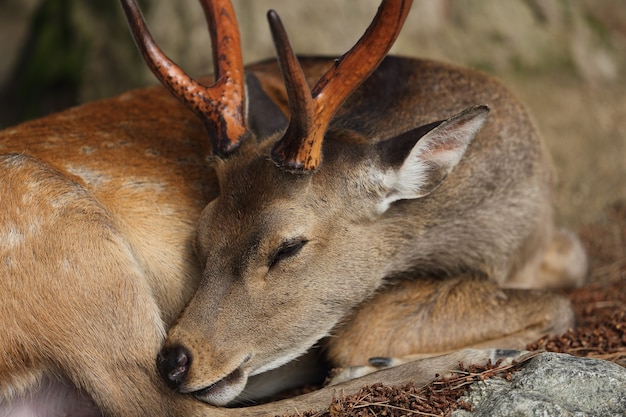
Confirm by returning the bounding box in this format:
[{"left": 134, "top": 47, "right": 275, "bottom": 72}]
[
  {"left": 161, "top": 56, "right": 582, "bottom": 405},
  {"left": 0, "top": 0, "right": 587, "bottom": 416},
  {"left": 0, "top": 85, "right": 216, "bottom": 416}
]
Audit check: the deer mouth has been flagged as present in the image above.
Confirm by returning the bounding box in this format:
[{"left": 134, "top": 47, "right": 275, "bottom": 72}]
[{"left": 190, "top": 363, "right": 250, "bottom": 406}]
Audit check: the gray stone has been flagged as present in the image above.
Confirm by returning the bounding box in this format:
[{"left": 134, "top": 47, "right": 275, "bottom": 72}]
[{"left": 452, "top": 352, "right": 626, "bottom": 417}]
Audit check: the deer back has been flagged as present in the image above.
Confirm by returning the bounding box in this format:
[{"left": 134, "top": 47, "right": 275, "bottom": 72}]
[{"left": 0, "top": 84, "right": 220, "bottom": 327}]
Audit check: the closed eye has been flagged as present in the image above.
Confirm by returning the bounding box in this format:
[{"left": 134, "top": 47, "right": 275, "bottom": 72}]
[{"left": 268, "top": 239, "right": 308, "bottom": 269}]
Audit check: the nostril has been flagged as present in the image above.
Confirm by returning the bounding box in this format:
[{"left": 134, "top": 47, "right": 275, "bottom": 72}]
[{"left": 157, "top": 344, "right": 191, "bottom": 389}]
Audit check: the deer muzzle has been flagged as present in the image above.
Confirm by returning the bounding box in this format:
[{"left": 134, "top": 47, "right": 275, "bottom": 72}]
[{"left": 157, "top": 344, "right": 252, "bottom": 406}]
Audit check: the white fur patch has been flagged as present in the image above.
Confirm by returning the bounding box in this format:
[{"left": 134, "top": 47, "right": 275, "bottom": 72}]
[
  {"left": 65, "top": 166, "right": 109, "bottom": 188},
  {"left": 1, "top": 226, "right": 25, "bottom": 248},
  {"left": 0, "top": 377, "right": 102, "bottom": 417}
]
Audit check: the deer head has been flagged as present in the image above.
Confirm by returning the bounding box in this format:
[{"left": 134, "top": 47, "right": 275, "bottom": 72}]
[{"left": 122, "top": 0, "right": 489, "bottom": 405}]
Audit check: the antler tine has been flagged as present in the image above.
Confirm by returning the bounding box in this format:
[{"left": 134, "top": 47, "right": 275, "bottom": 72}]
[
  {"left": 267, "top": 10, "right": 317, "bottom": 172},
  {"left": 120, "top": 0, "right": 247, "bottom": 156},
  {"left": 270, "top": 0, "right": 413, "bottom": 173}
]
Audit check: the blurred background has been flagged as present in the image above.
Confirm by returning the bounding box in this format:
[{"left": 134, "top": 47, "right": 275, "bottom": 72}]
[{"left": 0, "top": 0, "right": 624, "bottom": 231}]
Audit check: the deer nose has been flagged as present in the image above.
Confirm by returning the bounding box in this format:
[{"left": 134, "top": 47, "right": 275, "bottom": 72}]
[{"left": 157, "top": 345, "right": 191, "bottom": 389}]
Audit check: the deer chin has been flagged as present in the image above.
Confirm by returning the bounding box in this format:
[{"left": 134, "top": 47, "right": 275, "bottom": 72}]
[
  {"left": 188, "top": 345, "right": 314, "bottom": 406},
  {"left": 189, "top": 365, "right": 249, "bottom": 406}
]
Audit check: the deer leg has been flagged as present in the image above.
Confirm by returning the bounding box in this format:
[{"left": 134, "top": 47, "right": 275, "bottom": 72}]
[
  {"left": 507, "top": 228, "right": 589, "bottom": 290},
  {"left": 324, "top": 275, "right": 574, "bottom": 370},
  {"left": 238, "top": 349, "right": 530, "bottom": 417}
]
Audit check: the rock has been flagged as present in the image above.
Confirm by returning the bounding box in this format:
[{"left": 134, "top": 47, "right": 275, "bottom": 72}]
[{"left": 452, "top": 352, "right": 626, "bottom": 417}]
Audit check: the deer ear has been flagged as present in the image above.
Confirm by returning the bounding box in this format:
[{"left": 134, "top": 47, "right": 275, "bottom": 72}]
[
  {"left": 375, "top": 105, "right": 489, "bottom": 213},
  {"left": 245, "top": 73, "right": 289, "bottom": 139}
]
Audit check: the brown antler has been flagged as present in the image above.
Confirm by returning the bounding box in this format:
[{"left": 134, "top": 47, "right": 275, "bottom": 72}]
[
  {"left": 268, "top": 0, "right": 413, "bottom": 173},
  {"left": 120, "top": 0, "right": 247, "bottom": 156}
]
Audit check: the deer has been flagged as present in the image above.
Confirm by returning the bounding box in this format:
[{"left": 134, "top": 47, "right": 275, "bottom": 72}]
[{"left": 0, "top": 0, "right": 588, "bottom": 416}]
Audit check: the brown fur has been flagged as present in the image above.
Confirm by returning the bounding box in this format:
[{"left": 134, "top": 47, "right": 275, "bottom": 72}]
[{"left": 0, "top": 4, "right": 587, "bottom": 417}]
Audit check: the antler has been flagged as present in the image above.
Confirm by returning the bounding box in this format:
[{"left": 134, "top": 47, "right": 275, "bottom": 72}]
[
  {"left": 269, "top": 0, "right": 413, "bottom": 173},
  {"left": 120, "top": 0, "right": 247, "bottom": 156}
]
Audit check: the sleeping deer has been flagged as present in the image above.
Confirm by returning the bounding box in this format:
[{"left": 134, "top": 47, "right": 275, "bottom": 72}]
[{"left": 0, "top": 0, "right": 587, "bottom": 416}]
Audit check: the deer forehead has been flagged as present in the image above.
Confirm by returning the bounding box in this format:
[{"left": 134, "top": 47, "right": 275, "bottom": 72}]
[
  {"left": 197, "top": 195, "right": 317, "bottom": 254},
  {"left": 207, "top": 138, "right": 379, "bottom": 230}
]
